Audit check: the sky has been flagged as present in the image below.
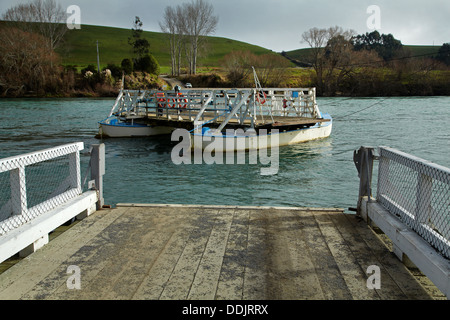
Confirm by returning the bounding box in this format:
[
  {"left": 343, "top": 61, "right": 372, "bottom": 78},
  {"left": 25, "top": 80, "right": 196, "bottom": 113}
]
[{"left": 0, "top": 0, "right": 449, "bottom": 52}]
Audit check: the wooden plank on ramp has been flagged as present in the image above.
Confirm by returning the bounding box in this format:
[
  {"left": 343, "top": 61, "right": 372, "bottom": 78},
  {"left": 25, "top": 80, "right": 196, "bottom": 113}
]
[{"left": 0, "top": 204, "right": 435, "bottom": 300}]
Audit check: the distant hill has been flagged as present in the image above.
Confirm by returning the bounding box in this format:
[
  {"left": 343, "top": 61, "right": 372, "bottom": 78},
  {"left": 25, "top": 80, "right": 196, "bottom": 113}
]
[
  {"left": 57, "top": 24, "right": 274, "bottom": 71},
  {"left": 284, "top": 45, "right": 442, "bottom": 65},
  {"left": 403, "top": 45, "right": 441, "bottom": 58}
]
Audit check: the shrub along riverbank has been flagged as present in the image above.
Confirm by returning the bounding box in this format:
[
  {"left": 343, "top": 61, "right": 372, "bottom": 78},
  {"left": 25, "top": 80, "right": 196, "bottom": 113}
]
[
  {"left": 178, "top": 67, "right": 450, "bottom": 97},
  {"left": 5, "top": 66, "right": 450, "bottom": 98}
]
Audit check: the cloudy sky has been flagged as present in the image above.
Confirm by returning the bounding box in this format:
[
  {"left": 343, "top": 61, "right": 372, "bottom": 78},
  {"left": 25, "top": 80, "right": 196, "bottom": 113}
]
[{"left": 1, "top": 0, "right": 449, "bottom": 52}]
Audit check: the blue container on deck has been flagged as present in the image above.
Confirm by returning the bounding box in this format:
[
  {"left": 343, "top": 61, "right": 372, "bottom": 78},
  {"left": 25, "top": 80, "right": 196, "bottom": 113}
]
[{"left": 202, "top": 127, "right": 210, "bottom": 134}]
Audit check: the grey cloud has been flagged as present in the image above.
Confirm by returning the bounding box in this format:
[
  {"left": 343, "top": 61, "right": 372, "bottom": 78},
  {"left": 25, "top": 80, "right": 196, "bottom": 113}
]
[{"left": 1, "top": 0, "right": 448, "bottom": 52}]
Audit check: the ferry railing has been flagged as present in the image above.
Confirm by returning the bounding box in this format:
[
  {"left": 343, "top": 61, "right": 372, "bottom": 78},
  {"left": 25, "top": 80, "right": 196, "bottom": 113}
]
[
  {"left": 354, "top": 146, "right": 450, "bottom": 298},
  {"left": 0, "top": 143, "right": 105, "bottom": 263},
  {"left": 268, "top": 88, "right": 319, "bottom": 118},
  {"left": 126, "top": 88, "right": 323, "bottom": 127}
]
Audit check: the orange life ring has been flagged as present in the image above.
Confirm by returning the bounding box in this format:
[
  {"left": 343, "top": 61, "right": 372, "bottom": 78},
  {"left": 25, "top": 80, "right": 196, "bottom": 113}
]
[
  {"left": 167, "top": 98, "right": 175, "bottom": 108},
  {"left": 157, "top": 98, "right": 164, "bottom": 108},
  {"left": 257, "top": 91, "right": 266, "bottom": 104},
  {"left": 175, "top": 93, "right": 187, "bottom": 108}
]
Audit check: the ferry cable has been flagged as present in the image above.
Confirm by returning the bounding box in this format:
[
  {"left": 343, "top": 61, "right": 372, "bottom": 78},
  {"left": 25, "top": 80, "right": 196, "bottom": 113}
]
[
  {"left": 317, "top": 97, "right": 355, "bottom": 107},
  {"left": 333, "top": 99, "right": 386, "bottom": 120}
]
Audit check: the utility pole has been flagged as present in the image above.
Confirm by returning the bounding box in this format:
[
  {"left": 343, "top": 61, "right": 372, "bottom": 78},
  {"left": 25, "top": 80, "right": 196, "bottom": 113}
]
[{"left": 96, "top": 40, "right": 101, "bottom": 73}]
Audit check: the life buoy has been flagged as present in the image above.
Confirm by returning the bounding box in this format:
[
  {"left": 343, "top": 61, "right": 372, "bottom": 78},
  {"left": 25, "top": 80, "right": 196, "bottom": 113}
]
[
  {"left": 157, "top": 98, "right": 164, "bottom": 108},
  {"left": 257, "top": 91, "right": 266, "bottom": 104},
  {"left": 283, "top": 99, "right": 293, "bottom": 109},
  {"left": 174, "top": 93, "right": 187, "bottom": 108}
]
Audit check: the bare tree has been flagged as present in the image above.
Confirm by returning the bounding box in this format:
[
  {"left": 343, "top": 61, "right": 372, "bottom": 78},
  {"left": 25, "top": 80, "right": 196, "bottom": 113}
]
[
  {"left": 182, "top": 0, "right": 218, "bottom": 74},
  {"left": 301, "top": 26, "right": 355, "bottom": 95},
  {"left": 159, "top": 5, "right": 186, "bottom": 76},
  {"left": 34, "top": 0, "right": 67, "bottom": 51},
  {"left": 160, "top": 0, "right": 218, "bottom": 75},
  {"left": 222, "top": 51, "right": 290, "bottom": 87},
  {"left": 2, "top": 0, "right": 67, "bottom": 51},
  {"left": 1, "top": 2, "right": 36, "bottom": 32},
  {"left": 0, "top": 27, "right": 59, "bottom": 96},
  {"left": 301, "top": 27, "right": 328, "bottom": 89},
  {"left": 222, "top": 50, "right": 254, "bottom": 86},
  {"left": 254, "top": 53, "right": 290, "bottom": 87},
  {"left": 175, "top": 6, "right": 188, "bottom": 75},
  {"left": 159, "top": 7, "right": 177, "bottom": 75}
]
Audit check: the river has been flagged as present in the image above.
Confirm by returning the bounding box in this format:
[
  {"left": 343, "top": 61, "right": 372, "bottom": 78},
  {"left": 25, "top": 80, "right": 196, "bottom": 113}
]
[{"left": 0, "top": 96, "right": 449, "bottom": 211}]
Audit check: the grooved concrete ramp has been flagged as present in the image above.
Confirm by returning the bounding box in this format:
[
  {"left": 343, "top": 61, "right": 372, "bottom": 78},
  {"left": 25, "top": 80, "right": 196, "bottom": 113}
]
[{"left": 0, "top": 204, "right": 434, "bottom": 300}]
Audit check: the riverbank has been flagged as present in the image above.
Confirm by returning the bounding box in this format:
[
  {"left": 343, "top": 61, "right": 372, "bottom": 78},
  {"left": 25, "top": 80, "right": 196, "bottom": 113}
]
[
  {"left": 2, "top": 68, "right": 450, "bottom": 98},
  {"left": 178, "top": 68, "right": 450, "bottom": 97},
  {"left": 0, "top": 71, "right": 168, "bottom": 98}
]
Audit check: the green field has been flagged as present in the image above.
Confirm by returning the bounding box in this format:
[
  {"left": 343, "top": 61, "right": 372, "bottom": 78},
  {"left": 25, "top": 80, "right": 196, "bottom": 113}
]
[
  {"left": 403, "top": 45, "right": 441, "bottom": 58},
  {"left": 57, "top": 24, "right": 443, "bottom": 72},
  {"left": 2, "top": 20, "right": 442, "bottom": 71},
  {"left": 57, "top": 24, "right": 274, "bottom": 71}
]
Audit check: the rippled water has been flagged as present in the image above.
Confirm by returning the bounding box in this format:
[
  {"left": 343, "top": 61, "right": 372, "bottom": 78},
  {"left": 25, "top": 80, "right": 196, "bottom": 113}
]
[{"left": 1, "top": 96, "right": 449, "bottom": 211}]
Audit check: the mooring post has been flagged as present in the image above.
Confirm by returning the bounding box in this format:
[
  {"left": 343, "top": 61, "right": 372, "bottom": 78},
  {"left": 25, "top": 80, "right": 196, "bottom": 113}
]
[
  {"left": 90, "top": 144, "right": 105, "bottom": 209},
  {"left": 353, "top": 146, "right": 376, "bottom": 217}
]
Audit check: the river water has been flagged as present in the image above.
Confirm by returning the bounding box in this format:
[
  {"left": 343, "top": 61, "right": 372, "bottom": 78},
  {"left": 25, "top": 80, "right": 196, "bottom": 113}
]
[{"left": 0, "top": 96, "right": 449, "bottom": 211}]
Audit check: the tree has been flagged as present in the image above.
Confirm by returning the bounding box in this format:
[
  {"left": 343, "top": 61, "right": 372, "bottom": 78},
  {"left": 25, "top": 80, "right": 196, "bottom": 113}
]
[
  {"left": 352, "top": 31, "right": 403, "bottom": 61},
  {"left": 127, "top": 17, "right": 160, "bottom": 75},
  {"left": 253, "top": 54, "right": 290, "bottom": 87},
  {"left": 436, "top": 43, "right": 450, "bottom": 66},
  {"left": 121, "top": 58, "right": 134, "bottom": 74},
  {"left": 135, "top": 54, "right": 160, "bottom": 75},
  {"left": 222, "top": 51, "right": 254, "bottom": 87},
  {"left": 301, "top": 26, "right": 355, "bottom": 95},
  {"left": 161, "top": 0, "right": 218, "bottom": 75},
  {"left": 184, "top": 0, "right": 219, "bottom": 74},
  {"left": 221, "top": 51, "right": 290, "bottom": 87},
  {"left": 1, "top": 0, "right": 67, "bottom": 51},
  {"left": 105, "top": 63, "right": 122, "bottom": 79},
  {"left": 0, "top": 27, "right": 59, "bottom": 96},
  {"left": 159, "top": 5, "right": 186, "bottom": 76},
  {"left": 128, "top": 16, "right": 150, "bottom": 61}
]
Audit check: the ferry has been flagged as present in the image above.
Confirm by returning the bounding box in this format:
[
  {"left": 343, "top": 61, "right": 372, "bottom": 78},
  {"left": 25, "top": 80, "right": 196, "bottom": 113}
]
[{"left": 96, "top": 74, "right": 332, "bottom": 150}]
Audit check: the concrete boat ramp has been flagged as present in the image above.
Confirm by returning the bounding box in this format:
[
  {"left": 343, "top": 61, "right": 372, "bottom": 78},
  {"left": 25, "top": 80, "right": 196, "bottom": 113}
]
[{"left": 0, "top": 204, "right": 437, "bottom": 300}]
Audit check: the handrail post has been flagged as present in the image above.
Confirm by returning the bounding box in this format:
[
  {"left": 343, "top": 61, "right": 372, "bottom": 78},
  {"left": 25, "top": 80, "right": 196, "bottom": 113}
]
[
  {"left": 90, "top": 144, "right": 105, "bottom": 209},
  {"left": 10, "top": 166, "right": 27, "bottom": 217},
  {"left": 354, "top": 146, "right": 376, "bottom": 216}
]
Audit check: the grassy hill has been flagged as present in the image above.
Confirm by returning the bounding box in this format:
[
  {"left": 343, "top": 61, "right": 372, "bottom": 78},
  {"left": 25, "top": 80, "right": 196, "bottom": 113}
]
[
  {"left": 53, "top": 24, "right": 444, "bottom": 72},
  {"left": 285, "top": 45, "right": 442, "bottom": 64},
  {"left": 403, "top": 45, "right": 441, "bottom": 57},
  {"left": 57, "top": 24, "right": 274, "bottom": 72}
]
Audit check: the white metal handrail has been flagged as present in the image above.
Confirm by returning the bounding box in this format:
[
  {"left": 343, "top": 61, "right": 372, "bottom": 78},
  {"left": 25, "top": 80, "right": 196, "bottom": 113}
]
[
  {"left": 377, "top": 147, "right": 450, "bottom": 259},
  {"left": 0, "top": 142, "right": 84, "bottom": 235},
  {"left": 355, "top": 146, "right": 450, "bottom": 298}
]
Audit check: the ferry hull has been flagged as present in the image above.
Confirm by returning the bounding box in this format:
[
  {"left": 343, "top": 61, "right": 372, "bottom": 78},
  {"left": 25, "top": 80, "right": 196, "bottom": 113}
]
[
  {"left": 98, "top": 118, "right": 173, "bottom": 138},
  {"left": 191, "top": 115, "right": 332, "bottom": 151}
]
